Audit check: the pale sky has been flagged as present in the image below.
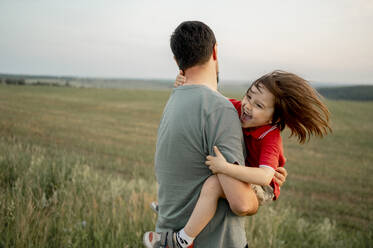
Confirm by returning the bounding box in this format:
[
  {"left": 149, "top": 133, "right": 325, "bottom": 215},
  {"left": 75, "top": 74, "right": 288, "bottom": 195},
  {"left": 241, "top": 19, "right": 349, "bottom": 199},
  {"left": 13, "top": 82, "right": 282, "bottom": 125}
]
[{"left": 1, "top": 0, "right": 372, "bottom": 84}]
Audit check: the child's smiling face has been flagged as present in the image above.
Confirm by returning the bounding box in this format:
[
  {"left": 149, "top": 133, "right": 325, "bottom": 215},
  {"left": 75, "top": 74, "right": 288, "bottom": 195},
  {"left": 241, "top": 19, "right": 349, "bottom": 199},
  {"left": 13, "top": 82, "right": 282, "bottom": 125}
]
[{"left": 240, "top": 83, "right": 275, "bottom": 129}]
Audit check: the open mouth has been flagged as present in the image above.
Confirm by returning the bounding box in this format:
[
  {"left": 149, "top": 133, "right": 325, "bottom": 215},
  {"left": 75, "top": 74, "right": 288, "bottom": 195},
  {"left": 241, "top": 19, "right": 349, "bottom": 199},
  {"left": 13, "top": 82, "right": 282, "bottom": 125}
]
[{"left": 240, "top": 111, "right": 252, "bottom": 122}]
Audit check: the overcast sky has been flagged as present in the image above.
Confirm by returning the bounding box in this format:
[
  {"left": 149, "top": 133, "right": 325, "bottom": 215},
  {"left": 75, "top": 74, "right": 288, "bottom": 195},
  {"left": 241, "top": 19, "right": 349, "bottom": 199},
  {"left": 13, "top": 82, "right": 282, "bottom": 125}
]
[{"left": 1, "top": 0, "right": 372, "bottom": 84}]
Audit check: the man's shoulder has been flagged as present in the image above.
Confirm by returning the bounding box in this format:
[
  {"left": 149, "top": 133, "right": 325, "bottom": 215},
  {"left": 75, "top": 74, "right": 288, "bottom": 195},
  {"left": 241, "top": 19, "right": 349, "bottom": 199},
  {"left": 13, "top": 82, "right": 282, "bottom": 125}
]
[
  {"left": 203, "top": 91, "right": 237, "bottom": 114},
  {"left": 174, "top": 85, "right": 226, "bottom": 99},
  {"left": 175, "top": 85, "right": 236, "bottom": 112},
  {"left": 228, "top": 99, "right": 241, "bottom": 112}
]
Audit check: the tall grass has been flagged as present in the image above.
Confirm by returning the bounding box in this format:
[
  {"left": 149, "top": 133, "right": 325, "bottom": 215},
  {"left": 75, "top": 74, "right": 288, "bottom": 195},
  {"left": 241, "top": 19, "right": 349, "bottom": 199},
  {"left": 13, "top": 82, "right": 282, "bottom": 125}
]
[
  {"left": 0, "top": 138, "right": 156, "bottom": 247},
  {"left": 246, "top": 204, "right": 371, "bottom": 247},
  {"left": 0, "top": 137, "right": 370, "bottom": 247}
]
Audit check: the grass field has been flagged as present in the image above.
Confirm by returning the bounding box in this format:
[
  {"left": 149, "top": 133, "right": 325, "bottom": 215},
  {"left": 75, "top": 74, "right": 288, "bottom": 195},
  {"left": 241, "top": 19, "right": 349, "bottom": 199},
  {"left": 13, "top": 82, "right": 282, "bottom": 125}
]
[{"left": 0, "top": 84, "right": 372, "bottom": 247}]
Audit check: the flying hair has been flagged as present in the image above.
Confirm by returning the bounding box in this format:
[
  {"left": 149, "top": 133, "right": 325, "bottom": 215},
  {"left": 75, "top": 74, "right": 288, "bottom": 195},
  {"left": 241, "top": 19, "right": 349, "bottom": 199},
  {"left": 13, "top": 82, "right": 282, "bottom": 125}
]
[{"left": 248, "top": 70, "right": 332, "bottom": 143}]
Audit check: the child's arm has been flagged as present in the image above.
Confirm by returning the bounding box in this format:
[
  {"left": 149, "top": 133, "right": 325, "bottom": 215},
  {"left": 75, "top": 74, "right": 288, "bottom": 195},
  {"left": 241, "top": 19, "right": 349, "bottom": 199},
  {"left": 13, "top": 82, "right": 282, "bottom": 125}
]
[{"left": 206, "top": 146, "right": 275, "bottom": 186}]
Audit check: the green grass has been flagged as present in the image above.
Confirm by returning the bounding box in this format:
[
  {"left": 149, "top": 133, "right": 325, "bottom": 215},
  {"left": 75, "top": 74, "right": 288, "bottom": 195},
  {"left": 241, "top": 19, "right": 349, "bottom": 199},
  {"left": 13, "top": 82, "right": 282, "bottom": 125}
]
[{"left": 0, "top": 85, "right": 372, "bottom": 247}]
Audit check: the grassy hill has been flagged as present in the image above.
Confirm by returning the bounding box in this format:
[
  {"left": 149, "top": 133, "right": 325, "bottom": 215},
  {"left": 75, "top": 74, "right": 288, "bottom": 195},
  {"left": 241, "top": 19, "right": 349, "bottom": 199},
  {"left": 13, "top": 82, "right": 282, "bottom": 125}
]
[{"left": 0, "top": 84, "right": 372, "bottom": 247}]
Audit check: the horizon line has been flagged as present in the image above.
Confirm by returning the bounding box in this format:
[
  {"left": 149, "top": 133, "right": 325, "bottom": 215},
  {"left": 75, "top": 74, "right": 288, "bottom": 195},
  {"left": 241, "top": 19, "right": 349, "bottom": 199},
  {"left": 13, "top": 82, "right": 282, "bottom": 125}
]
[{"left": 0, "top": 72, "right": 372, "bottom": 86}]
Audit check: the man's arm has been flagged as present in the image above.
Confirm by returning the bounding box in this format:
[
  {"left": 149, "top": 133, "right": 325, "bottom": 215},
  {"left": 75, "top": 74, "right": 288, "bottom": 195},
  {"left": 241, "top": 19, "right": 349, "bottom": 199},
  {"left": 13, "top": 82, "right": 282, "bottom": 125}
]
[
  {"left": 217, "top": 174, "right": 259, "bottom": 216},
  {"left": 206, "top": 106, "right": 259, "bottom": 216}
]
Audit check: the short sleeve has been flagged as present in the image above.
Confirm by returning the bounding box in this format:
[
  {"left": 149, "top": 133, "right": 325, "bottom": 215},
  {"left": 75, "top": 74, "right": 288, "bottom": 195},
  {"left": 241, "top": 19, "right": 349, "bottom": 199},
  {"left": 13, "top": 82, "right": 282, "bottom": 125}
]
[
  {"left": 204, "top": 106, "right": 245, "bottom": 166},
  {"left": 258, "top": 131, "right": 281, "bottom": 171}
]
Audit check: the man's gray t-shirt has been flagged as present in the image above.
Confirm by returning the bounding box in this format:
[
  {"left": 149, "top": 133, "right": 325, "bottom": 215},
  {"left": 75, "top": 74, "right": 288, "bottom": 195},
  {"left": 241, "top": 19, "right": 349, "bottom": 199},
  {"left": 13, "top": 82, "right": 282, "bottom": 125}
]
[{"left": 155, "top": 85, "right": 247, "bottom": 248}]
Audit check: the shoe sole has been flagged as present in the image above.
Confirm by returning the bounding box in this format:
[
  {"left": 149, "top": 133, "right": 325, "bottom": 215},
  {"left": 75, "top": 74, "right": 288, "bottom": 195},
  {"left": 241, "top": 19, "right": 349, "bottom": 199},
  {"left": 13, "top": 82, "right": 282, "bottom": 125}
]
[{"left": 143, "top": 232, "right": 153, "bottom": 248}]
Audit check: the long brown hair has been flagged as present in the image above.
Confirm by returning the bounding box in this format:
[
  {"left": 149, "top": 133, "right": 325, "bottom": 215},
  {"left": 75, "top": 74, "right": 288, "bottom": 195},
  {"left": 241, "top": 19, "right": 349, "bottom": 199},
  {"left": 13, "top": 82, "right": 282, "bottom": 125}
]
[{"left": 248, "top": 70, "right": 332, "bottom": 143}]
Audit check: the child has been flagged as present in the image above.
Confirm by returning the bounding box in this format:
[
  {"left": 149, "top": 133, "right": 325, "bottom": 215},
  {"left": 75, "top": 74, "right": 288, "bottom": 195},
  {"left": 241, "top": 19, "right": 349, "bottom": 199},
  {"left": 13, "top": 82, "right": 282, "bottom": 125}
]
[{"left": 144, "top": 70, "right": 331, "bottom": 248}]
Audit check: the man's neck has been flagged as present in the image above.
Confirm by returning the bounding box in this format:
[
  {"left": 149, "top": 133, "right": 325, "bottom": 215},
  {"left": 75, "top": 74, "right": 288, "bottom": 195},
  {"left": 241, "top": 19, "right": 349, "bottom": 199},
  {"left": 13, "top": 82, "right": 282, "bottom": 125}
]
[{"left": 183, "top": 64, "right": 218, "bottom": 91}]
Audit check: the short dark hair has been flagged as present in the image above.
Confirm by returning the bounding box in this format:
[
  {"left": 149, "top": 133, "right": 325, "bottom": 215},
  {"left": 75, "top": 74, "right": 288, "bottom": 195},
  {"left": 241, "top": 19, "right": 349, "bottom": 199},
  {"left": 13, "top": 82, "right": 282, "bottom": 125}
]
[{"left": 170, "top": 21, "right": 216, "bottom": 71}]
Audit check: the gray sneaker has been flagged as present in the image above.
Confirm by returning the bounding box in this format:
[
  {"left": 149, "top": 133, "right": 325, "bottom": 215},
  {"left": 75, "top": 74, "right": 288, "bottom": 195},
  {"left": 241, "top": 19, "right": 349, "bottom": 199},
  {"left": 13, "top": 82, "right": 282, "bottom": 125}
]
[{"left": 143, "top": 231, "right": 178, "bottom": 248}]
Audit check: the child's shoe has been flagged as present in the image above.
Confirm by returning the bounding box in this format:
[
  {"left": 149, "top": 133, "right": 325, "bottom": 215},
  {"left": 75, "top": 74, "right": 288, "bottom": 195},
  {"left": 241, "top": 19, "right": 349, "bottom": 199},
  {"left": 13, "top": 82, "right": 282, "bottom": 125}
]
[
  {"left": 143, "top": 231, "right": 193, "bottom": 248},
  {"left": 143, "top": 231, "right": 175, "bottom": 248}
]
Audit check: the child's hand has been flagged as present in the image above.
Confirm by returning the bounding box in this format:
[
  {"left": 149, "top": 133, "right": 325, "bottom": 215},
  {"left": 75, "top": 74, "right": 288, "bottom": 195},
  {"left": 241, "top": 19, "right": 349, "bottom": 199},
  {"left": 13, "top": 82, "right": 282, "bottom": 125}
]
[
  {"left": 274, "top": 167, "right": 288, "bottom": 187},
  {"left": 205, "top": 146, "right": 229, "bottom": 174},
  {"left": 174, "top": 70, "right": 186, "bottom": 88}
]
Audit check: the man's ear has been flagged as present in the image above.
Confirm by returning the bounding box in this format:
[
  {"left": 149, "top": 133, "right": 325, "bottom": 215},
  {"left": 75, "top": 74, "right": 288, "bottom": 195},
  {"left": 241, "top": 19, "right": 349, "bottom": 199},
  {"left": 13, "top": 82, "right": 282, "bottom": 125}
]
[{"left": 212, "top": 44, "right": 218, "bottom": 60}]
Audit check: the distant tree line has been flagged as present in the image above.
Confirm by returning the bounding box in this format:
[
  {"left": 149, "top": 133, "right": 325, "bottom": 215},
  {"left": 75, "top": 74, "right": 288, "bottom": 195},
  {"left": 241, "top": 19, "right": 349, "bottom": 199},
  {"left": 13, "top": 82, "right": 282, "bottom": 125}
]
[
  {"left": 1, "top": 78, "right": 26, "bottom": 85},
  {"left": 318, "top": 85, "right": 373, "bottom": 101},
  {"left": 0, "top": 76, "right": 71, "bottom": 87}
]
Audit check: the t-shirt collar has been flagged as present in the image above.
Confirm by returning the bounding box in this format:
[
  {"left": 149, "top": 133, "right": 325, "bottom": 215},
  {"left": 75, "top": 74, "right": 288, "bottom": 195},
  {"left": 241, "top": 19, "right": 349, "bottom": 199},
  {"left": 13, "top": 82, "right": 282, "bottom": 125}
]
[{"left": 243, "top": 124, "right": 276, "bottom": 139}]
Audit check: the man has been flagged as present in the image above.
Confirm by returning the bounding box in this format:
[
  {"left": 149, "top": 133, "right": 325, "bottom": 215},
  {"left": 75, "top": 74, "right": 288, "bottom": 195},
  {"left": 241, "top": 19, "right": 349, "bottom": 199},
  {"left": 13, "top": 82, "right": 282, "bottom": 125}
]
[{"left": 144, "top": 21, "right": 287, "bottom": 248}]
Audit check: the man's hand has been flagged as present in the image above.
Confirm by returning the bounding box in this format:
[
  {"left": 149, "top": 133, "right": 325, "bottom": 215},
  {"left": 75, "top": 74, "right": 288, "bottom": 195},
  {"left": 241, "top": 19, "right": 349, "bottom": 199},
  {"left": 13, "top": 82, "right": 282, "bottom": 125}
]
[
  {"left": 274, "top": 167, "right": 288, "bottom": 187},
  {"left": 173, "top": 70, "right": 186, "bottom": 87},
  {"left": 205, "top": 146, "right": 230, "bottom": 174}
]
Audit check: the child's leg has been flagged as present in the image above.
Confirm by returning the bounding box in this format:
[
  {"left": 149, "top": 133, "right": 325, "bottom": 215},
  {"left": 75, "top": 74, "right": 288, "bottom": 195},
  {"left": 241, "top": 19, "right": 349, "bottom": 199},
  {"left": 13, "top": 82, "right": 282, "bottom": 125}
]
[
  {"left": 150, "top": 183, "right": 159, "bottom": 214},
  {"left": 147, "top": 175, "right": 257, "bottom": 248},
  {"left": 183, "top": 175, "right": 225, "bottom": 238},
  {"left": 147, "top": 176, "right": 224, "bottom": 247}
]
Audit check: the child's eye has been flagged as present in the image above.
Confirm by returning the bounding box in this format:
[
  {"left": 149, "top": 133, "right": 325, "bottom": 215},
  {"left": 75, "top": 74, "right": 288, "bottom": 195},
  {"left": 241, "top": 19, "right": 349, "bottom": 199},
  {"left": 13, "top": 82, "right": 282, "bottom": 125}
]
[
  {"left": 256, "top": 103, "right": 263, "bottom": 109},
  {"left": 247, "top": 95, "right": 252, "bottom": 100}
]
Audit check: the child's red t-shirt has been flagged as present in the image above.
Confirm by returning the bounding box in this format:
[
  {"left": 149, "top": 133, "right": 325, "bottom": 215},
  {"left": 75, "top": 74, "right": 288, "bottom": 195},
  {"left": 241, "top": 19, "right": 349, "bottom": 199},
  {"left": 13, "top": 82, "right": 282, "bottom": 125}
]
[{"left": 229, "top": 99, "right": 286, "bottom": 200}]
